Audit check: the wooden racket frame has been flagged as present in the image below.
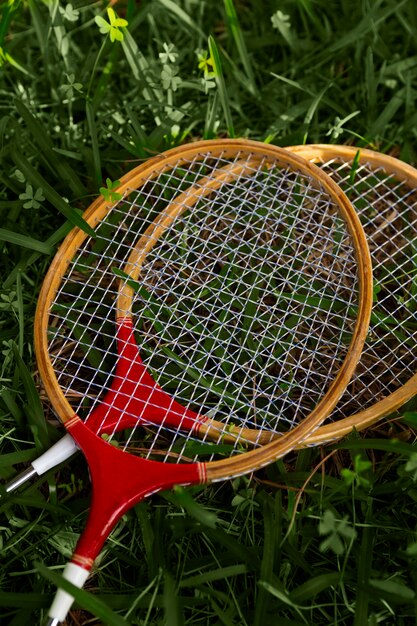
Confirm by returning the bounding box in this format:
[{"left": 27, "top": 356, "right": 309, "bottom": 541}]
[
  {"left": 34, "top": 139, "right": 373, "bottom": 481},
  {"left": 288, "top": 144, "right": 417, "bottom": 447}
]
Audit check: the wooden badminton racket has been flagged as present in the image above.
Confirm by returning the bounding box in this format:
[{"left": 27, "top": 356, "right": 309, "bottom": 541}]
[{"left": 4, "top": 140, "right": 372, "bottom": 624}]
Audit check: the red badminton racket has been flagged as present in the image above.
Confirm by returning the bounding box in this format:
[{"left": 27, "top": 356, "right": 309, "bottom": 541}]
[{"left": 6, "top": 140, "right": 372, "bottom": 624}]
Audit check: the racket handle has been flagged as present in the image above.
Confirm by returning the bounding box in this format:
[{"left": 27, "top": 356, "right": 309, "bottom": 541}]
[
  {"left": 46, "top": 562, "right": 90, "bottom": 624},
  {"left": 5, "top": 434, "right": 79, "bottom": 493}
]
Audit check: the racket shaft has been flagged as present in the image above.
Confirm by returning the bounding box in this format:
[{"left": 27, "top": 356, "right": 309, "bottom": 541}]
[{"left": 46, "top": 419, "right": 204, "bottom": 623}]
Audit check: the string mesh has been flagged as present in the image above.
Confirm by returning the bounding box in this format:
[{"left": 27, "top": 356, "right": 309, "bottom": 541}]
[
  {"left": 47, "top": 149, "right": 361, "bottom": 462},
  {"left": 313, "top": 157, "right": 417, "bottom": 419}
]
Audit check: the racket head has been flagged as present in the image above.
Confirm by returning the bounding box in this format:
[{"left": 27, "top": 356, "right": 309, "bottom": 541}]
[
  {"left": 34, "top": 139, "right": 373, "bottom": 479},
  {"left": 289, "top": 144, "right": 417, "bottom": 446}
]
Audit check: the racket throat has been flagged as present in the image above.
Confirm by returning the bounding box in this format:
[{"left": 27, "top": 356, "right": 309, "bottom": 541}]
[
  {"left": 67, "top": 418, "right": 204, "bottom": 567},
  {"left": 85, "top": 318, "right": 206, "bottom": 435}
]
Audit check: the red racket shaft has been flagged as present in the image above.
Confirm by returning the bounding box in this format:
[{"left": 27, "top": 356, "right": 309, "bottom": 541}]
[
  {"left": 69, "top": 418, "right": 205, "bottom": 564},
  {"left": 5, "top": 319, "right": 207, "bottom": 495},
  {"left": 47, "top": 418, "right": 205, "bottom": 623},
  {"left": 4, "top": 319, "right": 232, "bottom": 495},
  {"left": 87, "top": 317, "right": 207, "bottom": 435}
]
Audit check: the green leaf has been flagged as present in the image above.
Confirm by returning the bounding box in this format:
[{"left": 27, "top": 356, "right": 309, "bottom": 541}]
[
  {"left": 95, "top": 8, "right": 128, "bottom": 43},
  {"left": 99, "top": 177, "right": 122, "bottom": 202},
  {"left": 271, "top": 10, "right": 293, "bottom": 48},
  {"left": 319, "top": 510, "right": 356, "bottom": 555},
  {"left": 95, "top": 15, "right": 111, "bottom": 34},
  {"left": 60, "top": 3, "right": 79, "bottom": 22},
  {"left": 107, "top": 7, "right": 128, "bottom": 28},
  {"left": 10, "top": 147, "right": 95, "bottom": 238}
]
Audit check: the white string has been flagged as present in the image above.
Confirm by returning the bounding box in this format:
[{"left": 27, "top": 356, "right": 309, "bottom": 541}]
[{"left": 48, "top": 150, "right": 361, "bottom": 462}]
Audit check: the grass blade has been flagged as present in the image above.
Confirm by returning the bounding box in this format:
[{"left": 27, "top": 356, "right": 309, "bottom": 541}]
[
  {"left": 0, "top": 448, "right": 37, "bottom": 470},
  {"left": 204, "top": 90, "right": 220, "bottom": 139},
  {"left": 163, "top": 571, "right": 184, "bottom": 626},
  {"left": 179, "top": 564, "right": 248, "bottom": 588},
  {"left": 11, "top": 342, "right": 50, "bottom": 452},
  {"left": 0, "top": 2, "right": 16, "bottom": 47},
  {"left": 86, "top": 100, "right": 102, "bottom": 187},
  {"left": 0, "top": 387, "right": 24, "bottom": 429},
  {"left": 164, "top": 487, "right": 218, "bottom": 529},
  {"left": 156, "top": 0, "right": 204, "bottom": 37},
  {"left": 14, "top": 99, "right": 86, "bottom": 197},
  {"left": 3, "top": 220, "right": 72, "bottom": 288},
  {"left": 290, "top": 572, "right": 342, "bottom": 603},
  {"left": 208, "top": 36, "right": 235, "bottom": 138},
  {"left": 223, "top": 0, "right": 258, "bottom": 96},
  {"left": 302, "top": 83, "right": 331, "bottom": 143},
  {"left": 369, "top": 89, "right": 405, "bottom": 138},
  {"left": 0, "top": 592, "right": 50, "bottom": 609},
  {"left": 254, "top": 494, "right": 280, "bottom": 626},
  {"left": 0, "top": 229, "right": 52, "bottom": 254},
  {"left": 353, "top": 499, "right": 374, "bottom": 626}
]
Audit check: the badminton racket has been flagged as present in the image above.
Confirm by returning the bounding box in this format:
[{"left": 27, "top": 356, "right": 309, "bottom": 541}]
[
  {"left": 5, "top": 140, "right": 372, "bottom": 624},
  {"left": 287, "top": 145, "right": 417, "bottom": 446}
]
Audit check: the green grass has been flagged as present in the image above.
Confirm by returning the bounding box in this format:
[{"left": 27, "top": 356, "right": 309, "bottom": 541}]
[{"left": 1, "top": 1, "right": 417, "bottom": 624}]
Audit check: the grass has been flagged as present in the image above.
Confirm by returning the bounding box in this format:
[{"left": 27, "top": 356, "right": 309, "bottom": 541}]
[{"left": 1, "top": 0, "right": 417, "bottom": 625}]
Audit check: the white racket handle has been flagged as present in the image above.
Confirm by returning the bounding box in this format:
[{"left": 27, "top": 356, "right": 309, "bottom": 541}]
[
  {"left": 46, "top": 562, "right": 90, "bottom": 625},
  {"left": 5, "top": 434, "right": 79, "bottom": 493},
  {"left": 32, "top": 434, "right": 79, "bottom": 474}
]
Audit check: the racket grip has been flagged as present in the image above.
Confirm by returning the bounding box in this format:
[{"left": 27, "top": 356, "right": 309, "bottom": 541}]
[
  {"left": 46, "top": 562, "right": 90, "bottom": 624},
  {"left": 5, "top": 434, "right": 79, "bottom": 493}
]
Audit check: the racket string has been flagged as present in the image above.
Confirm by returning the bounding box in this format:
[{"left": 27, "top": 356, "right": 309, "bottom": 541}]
[
  {"left": 47, "top": 153, "right": 362, "bottom": 462},
  {"left": 125, "top": 167, "right": 359, "bottom": 456}
]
